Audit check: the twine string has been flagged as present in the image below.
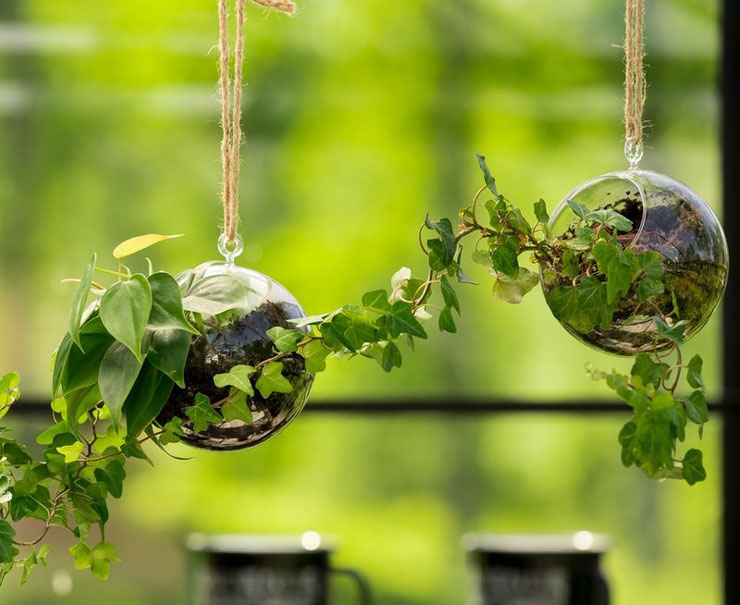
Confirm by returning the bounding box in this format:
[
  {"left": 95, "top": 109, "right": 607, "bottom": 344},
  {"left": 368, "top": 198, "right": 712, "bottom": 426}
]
[
  {"left": 218, "top": 0, "right": 296, "bottom": 244},
  {"left": 624, "top": 0, "right": 646, "bottom": 151}
]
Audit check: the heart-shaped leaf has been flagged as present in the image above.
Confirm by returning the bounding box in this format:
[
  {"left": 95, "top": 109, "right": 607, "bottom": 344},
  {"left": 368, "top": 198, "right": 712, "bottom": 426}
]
[
  {"left": 124, "top": 362, "right": 175, "bottom": 437},
  {"left": 100, "top": 275, "right": 152, "bottom": 362},
  {"left": 148, "top": 272, "right": 199, "bottom": 334},
  {"left": 98, "top": 341, "right": 143, "bottom": 425},
  {"left": 146, "top": 328, "right": 192, "bottom": 388},
  {"left": 69, "top": 254, "right": 96, "bottom": 350}
]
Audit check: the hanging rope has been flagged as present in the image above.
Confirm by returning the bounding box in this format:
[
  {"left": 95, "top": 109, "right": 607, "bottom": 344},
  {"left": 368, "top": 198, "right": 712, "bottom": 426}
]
[
  {"left": 218, "top": 0, "right": 296, "bottom": 244},
  {"left": 624, "top": 0, "right": 646, "bottom": 150}
]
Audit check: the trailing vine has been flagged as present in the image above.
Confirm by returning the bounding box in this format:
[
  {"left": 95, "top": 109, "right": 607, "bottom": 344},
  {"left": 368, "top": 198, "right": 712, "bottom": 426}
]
[{"left": 0, "top": 156, "right": 710, "bottom": 586}]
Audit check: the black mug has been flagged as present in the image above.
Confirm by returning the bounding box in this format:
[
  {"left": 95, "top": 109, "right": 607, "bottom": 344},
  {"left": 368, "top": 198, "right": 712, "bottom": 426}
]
[
  {"left": 186, "top": 533, "right": 372, "bottom": 605},
  {"left": 464, "top": 533, "right": 610, "bottom": 605}
]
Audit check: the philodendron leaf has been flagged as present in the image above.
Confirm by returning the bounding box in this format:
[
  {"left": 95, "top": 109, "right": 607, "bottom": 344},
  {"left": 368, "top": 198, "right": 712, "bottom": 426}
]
[
  {"left": 124, "top": 362, "right": 175, "bottom": 437},
  {"left": 148, "top": 272, "right": 199, "bottom": 335},
  {"left": 147, "top": 328, "right": 192, "bottom": 388},
  {"left": 98, "top": 341, "right": 143, "bottom": 425},
  {"left": 181, "top": 274, "right": 250, "bottom": 316},
  {"left": 266, "top": 327, "right": 303, "bottom": 353},
  {"left": 112, "top": 233, "right": 183, "bottom": 259},
  {"left": 255, "top": 362, "right": 293, "bottom": 398},
  {"left": 100, "top": 275, "right": 152, "bottom": 362},
  {"left": 213, "top": 365, "right": 255, "bottom": 395},
  {"left": 69, "top": 254, "right": 96, "bottom": 350},
  {"left": 491, "top": 268, "right": 539, "bottom": 304}
]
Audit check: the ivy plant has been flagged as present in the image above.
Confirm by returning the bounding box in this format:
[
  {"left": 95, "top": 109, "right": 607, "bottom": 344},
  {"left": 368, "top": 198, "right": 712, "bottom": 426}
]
[{"left": 0, "top": 155, "right": 712, "bottom": 586}]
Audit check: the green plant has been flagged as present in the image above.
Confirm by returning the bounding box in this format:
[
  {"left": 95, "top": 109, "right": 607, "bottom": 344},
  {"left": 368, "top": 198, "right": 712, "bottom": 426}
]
[{"left": 0, "top": 156, "right": 714, "bottom": 586}]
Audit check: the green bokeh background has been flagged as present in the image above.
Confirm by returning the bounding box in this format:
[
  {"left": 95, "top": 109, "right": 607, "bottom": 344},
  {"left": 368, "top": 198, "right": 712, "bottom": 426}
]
[{"left": 0, "top": 0, "right": 723, "bottom": 603}]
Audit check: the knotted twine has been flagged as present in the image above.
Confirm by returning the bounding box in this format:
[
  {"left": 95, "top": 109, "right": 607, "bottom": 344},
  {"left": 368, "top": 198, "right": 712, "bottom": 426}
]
[
  {"left": 218, "top": 0, "right": 296, "bottom": 243},
  {"left": 624, "top": 0, "right": 646, "bottom": 150}
]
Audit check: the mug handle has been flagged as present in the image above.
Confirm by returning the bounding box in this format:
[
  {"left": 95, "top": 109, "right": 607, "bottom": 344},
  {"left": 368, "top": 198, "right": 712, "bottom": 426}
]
[{"left": 329, "top": 567, "right": 373, "bottom": 605}]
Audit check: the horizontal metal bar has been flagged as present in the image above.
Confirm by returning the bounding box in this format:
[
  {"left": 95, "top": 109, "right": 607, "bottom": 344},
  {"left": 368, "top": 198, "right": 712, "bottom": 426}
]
[{"left": 9, "top": 397, "right": 737, "bottom": 417}]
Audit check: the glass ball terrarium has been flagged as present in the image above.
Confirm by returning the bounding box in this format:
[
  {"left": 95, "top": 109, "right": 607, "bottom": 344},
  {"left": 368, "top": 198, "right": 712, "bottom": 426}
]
[
  {"left": 156, "top": 237, "right": 314, "bottom": 450},
  {"left": 542, "top": 162, "right": 728, "bottom": 356}
]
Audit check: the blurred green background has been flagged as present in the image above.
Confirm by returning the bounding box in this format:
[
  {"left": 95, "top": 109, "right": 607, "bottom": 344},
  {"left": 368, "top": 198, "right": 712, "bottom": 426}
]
[{"left": 0, "top": 0, "right": 723, "bottom": 603}]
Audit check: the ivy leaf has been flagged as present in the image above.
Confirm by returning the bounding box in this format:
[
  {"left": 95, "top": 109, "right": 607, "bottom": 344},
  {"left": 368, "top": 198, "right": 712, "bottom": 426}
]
[
  {"left": 90, "top": 542, "right": 120, "bottom": 580},
  {"left": 112, "top": 233, "right": 183, "bottom": 259},
  {"left": 637, "top": 278, "right": 665, "bottom": 301},
  {"left": 566, "top": 199, "right": 590, "bottom": 220},
  {"left": 492, "top": 268, "right": 539, "bottom": 304},
  {"left": 427, "top": 239, "right": 449, "bottom": 271},
  {"left": 381, "top": 342, "right": 402, "bottom": 372},
  {"left": 653, "top": 316, "right": 688, "bottom": 345},
  {"left": 69, "top": 542, "right": 92, "bottom": 570},
  {"left": 36, "top": 421, "right": 73, "bottom": 446},
  {"left": 147, "top": 272, "right": 199, "bottom": 335},
  {"left": 687, "top": 355, "right": 704, "bottom": 390},
  {"left": 631, "top": 354, "right": 669, "bottom": 389},
  {"left": 266, "top": 327, "right": 303, "bottom": 353},
  {"left": 185, "top": 393, "right": 222, "bottom": 433},
  {"left": 0, "top": 372, "right": 20, "bottom": 420},
  {"left": 440, "top": 276, "right": 460, "bottom": 313},
  {"left": 100, "top": 275, "right": 152, "bottom": 362},
  {"left": 94, "top": 459, "right": 126, "bottom": 499},
  {"left": 147, "top": 328, "right": 192, "bottom": 388},
  {"left": 0, "top": 521, "right": 16, "bottom": 564},
  {"left": 534, "top": 199, "right": 549, "bottom": 223},
  {"left": 475, "top": 153, "right": 498, "bottom": 195},
  {"left": 605, "top": 251, "right": 637, "bottom": 304},
  {"left": 255, "top": 363, "right": 293, "bottom": 398},
  {"left": 438, "top": 307, "right": 457, "bottom": 333},
  {"left": 69, "top": 254, "right": 96, "bottom": 351},
  {"left": 56, "top": 441, "right": 85, "bottom": 463},
  {"left": 386, "top": 301, "right": 427, "bottom": 339},
  {"left": 213, "top": 365, "right": 255, "bottom": 395},
  {"left": 637, "top": 251, "right": 664, "bottom": 279},
  {"left": 685, "top": 390, "right": 709, "bottom": 425},
  {"left": 362, "top": 290, "right": 392, "bottom": 313},
  {"left": 491, "top": 245, "right": 519, "bottom": 278},
  {"left": 585, "top": 209, "right": 633, "bottom": 232},
  {"left": 302, "top": 340, "right": 330, "bottom": 374},
  {"left": 124, "top": 363, "right": 174, "bottom": 437},
  {"left": 221, "top": 391, "right": 253, "bottom": 424},
  {"left": 20, "top": 551, "right": 38, "bottom": 585},
  {"left": 618, "top": 421, "right": 637, "bottom": 467},
  {"left": 565, "top": 227, "right": 596, "bottom": 251},
  {"left": 121, "top": 437, "right": 153, "bottom": 466},
  {"left": 156, "top": 418, "right": 184, "bottom": 447},
  {"left": 99, "top": 341, "right": 143, "bottom": 425},
  {"left": 425, "top": 215, "right": 457, "bottom": 267},
  {"left": 682, "top": 449, "right": 707, "bottom": 485}
]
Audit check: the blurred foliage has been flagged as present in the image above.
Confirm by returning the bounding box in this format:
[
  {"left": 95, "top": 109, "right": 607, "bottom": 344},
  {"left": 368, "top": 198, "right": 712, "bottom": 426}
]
[{"left": 0, "top": 0, "right": 722, "bottom": 603}]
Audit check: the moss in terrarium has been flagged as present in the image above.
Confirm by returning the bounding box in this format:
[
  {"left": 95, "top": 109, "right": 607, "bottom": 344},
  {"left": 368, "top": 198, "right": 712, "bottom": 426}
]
[{"left": 156, "top": 300, "right": 314, "bottom": 450}]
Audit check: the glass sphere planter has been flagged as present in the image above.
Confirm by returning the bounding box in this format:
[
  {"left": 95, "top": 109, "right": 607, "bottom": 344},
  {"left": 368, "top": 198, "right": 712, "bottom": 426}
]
[
  {"left": 156, "top": 250, "right": 314, "bottom": 450},
  {"left": 542, "top": 168, "right": 728, "bottom": 355}
]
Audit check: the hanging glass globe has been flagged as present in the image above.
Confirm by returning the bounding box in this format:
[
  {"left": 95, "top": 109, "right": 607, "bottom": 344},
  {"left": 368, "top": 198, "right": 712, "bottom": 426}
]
[
  {"left": 542, "top": 163, "right": 728, "bottom": 356},
  {"left": 156, "top": 236, "right": 314, "bottom": 450}
]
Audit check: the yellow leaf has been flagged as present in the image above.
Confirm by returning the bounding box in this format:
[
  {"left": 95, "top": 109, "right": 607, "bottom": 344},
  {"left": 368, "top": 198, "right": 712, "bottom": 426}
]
[
  {"left": 112, "top": 234, "right": 184, "bottom": 259},
  {"left": 57, "top": 441, "right": 85, "bottom": 463}
]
